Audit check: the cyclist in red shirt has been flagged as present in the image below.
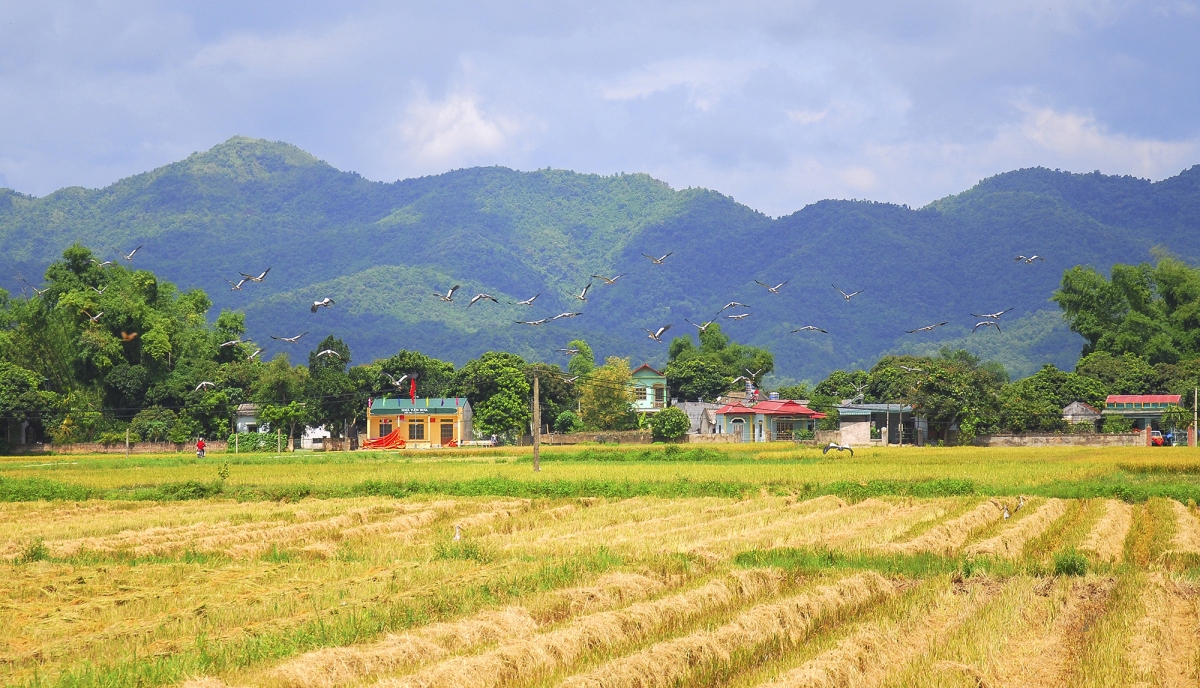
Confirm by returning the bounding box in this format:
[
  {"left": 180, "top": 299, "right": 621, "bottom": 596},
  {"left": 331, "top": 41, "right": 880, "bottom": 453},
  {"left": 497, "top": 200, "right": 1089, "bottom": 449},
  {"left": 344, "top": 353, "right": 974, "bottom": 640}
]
[{"left": 196, "top": 438, "right": 206, "bottom": 459}]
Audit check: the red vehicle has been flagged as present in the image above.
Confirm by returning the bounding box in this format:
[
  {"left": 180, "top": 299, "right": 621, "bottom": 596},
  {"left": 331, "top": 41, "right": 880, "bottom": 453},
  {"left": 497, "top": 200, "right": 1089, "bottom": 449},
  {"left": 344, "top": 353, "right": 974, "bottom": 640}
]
[{"left": 1150, "top": 430, "right": 1165, "bottom": 447}]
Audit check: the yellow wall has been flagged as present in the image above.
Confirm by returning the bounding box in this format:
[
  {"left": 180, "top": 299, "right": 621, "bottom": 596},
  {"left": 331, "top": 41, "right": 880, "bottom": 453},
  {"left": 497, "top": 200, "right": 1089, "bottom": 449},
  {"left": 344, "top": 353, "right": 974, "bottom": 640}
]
[{"left": 368, "top": 412, "right": 462, "bottom": 444}]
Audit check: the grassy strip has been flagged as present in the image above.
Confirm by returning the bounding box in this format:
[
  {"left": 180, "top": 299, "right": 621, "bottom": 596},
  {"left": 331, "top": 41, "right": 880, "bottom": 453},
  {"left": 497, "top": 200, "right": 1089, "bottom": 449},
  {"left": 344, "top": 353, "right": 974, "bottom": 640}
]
[
  {"left": 0, "top": 476, "right": 98, "bottom": 501},
  {"left": 734, "top": 547, "right": 1019, "bottom": 578},
  {"left": 32, "top": 549, "right": 623, "bottom": 688}
]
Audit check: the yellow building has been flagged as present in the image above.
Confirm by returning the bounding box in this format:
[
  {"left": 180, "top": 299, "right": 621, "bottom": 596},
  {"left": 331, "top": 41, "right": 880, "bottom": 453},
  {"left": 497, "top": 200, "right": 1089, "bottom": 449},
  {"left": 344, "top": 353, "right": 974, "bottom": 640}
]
[{"left": 364, "top": 397, "right": 473, "bottom": 449}]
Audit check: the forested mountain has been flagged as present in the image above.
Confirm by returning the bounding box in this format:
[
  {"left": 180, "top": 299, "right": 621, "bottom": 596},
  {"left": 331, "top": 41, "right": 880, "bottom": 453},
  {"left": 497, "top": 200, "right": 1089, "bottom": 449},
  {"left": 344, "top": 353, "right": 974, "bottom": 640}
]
[{"left": 3, "top": 136, "right": 1200, "bottom": 382}]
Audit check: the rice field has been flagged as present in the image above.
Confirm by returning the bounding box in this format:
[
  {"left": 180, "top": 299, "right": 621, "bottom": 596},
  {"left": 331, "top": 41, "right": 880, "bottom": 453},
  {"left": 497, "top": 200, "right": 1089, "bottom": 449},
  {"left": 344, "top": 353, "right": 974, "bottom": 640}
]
[{"left": 3, "top": 446, "right": 1200, "bottom": 687}]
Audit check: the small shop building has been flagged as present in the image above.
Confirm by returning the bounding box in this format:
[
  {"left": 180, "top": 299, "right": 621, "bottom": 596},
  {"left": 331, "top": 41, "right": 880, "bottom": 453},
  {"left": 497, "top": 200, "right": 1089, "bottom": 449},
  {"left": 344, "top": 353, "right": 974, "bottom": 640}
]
[
  {"left": 1102, "top": 394, "right": 1181, "bottom": 430},
  {"left": 836, "top": 403, "right": 921, "bottom": 445},
  {"left": 364, "top": 397, "right": 473, "bottom": 449}
]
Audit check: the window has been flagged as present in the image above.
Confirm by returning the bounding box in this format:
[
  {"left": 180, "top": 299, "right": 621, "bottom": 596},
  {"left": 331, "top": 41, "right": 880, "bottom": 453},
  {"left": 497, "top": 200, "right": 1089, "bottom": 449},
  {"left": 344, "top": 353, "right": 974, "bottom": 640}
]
[
  {"left": 408, "top": 419, "right": 425, "bottom": 440},
  {"left": 378, "top": 420, "right": 393, "bottom": 436},
  {"left": 441, "top": 421, "right": 454, "bottom": 442},
  {"left": 246, "top": 424, "right": 258, "bottom": 433},
  {"left": 654, "top": 386, "right": 665, "bottom": 403}
]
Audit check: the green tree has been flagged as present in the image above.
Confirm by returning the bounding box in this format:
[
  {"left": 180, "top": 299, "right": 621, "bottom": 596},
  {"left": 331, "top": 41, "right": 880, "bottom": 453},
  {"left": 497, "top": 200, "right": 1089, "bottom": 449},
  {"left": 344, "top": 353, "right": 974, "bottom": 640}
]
[
  {"left": 130, "top": 406, "right": 176, "bottom": 442},
  {"left": 566, "top": 340, "right": 595, "bottom": 377},
  {"left": 1075, "top": 351, "right": 1155, "bottom": 395},
  {"left": 253, "top": 354, "right": 310, "bottom": 443},
  {"left": 998, "top": 364, "right": 1106, "bottom": 433},
  {"left": 665, "top": 357, "right": 730, "bottom": 401},
  {"left": 667, "top": 323, "right": 772, "bottom": 390},
  {"left": 648, "top": 406, "right": 690, "bottom": 441},
  {"left": 306, "top": 335, "right": 355, "bottom": 438},
  {"left": 909, "top": 349, "right": 1003, "bottom": 444},
  {"left": 579, "top": 356, "right": 636, "bottom": 430},
  {"left": 453, "top": 352, "right": 530, "bottom": 438},
  {"left": 378, "top": 350, "right": 456, "bottom": 398},
  {"left": 554, "top": 410, "right": 583, "bottom": 433}
]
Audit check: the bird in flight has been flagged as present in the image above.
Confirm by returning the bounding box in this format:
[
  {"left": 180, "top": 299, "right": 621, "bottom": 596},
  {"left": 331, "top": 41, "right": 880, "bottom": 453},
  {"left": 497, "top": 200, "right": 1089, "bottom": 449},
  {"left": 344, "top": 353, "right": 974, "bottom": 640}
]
[
  {"left": 731, "top": 375, "right": 750, "bottom": 385},
  {"left": 643, "top": 325, "right": 672, "bottom": 342},
  {"left": 686, "top": 318, "right": 716, "bottom": 332},
  {"left": 558, "top": 348, "right": 581, "bottom": 355},
  {"left": 30, "top": 285, "right": 48, "bottom": 296},
  {"left": 719, "top": 301, "right": 750, "bottom": 312},
  {"left": 316, "top": 349, "right": 342, "bottom": 358},
  {"left": 247, "top": 348, "right": 264, "bottom": 360},
  {"left": 219, "top": 338, "right": 244, "bottom": 348},
  {"left": 81, "top": 310, "right": 103, "bottom": 323},
  {"left": 833, "top": 285, "right": 862, "bottom": 301},
  {"left": 90, "top": 285, "right": 107, "bottom": 295},
  {"left": 591, "top": 274, "right": 623, "bottom": 285},
  {"left": 240, "top": 268, "right": 271, "bottom": 282},
  {"left": 512, "top": 293, "right": 539, "bottom": 305},
  {"left": 822, "top": 442, "right": 854, "bottom": 457},
  {"left": 642, "top": 252, "right": 673, "bottom": 265},
  {"left": 755, "top": 280, "right": 788, "bottom": 294},
  {"left": 90, "top": 259, "right": 114, "bottom": 268},
  {"left": 383, "top": 373, "right": 408, "bottom": 387},
  {"left": 791, "top": 326, "right": 828, "bottom": 333},
  {"left": 120, "top": 331, "right": 138, "bottom": 341},
  {"left": 574, "top": 282, "right": 592, "bottom": 302},
  {"left": 1015, "top": 255, "right": 1045, "bottom": 263},
  {"left": 468, "top": 293, "right": 499, "bottom": 308},
  {"left": 972, "top": 320, "right": 1001, "bottom": 333},
  {"left": 745, "top": 368, "right": 765, "bottom": 379},
  {"left": 563, "top": 375, "right": 579, "bottom": 384},
  {"left": 270, "top": 332, "right": 308, "bottom": 343},
  {"left": 906, "top": 322, "right": 948, "bottom": 333},
  {"left": 971, "top": 307, "right": 1013, "bottom": 319},
  {"left": 726, "top": 313, "right": 751, "bottom": 320},
  {"left": 550, "top": 311, "right": 582, "bottom": 320},
  {"left": 121, "top": 246, "right": 143, "bottom": 262},
  {"left": 195, "top": 381, "right": 215, "bottom": 391},
  {"left": 516, "top": 318, "right": 550, "bottom": 326},
  {"left": 898, "top": 365, "right": 924, "bottom": 373},
  {"left": 436, "top": 285, "right": 460, "bottom": 302},
  {"left": 226, "top": 278, "right": 248, "bottom": 291},
  {"left": 311, "top": 297, "right": 335, "bottom": 313}
]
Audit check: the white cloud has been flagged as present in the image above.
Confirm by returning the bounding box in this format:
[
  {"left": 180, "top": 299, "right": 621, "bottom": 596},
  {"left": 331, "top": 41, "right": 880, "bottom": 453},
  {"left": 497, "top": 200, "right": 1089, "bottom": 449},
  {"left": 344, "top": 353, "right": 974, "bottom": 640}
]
[
  {"left": 787, "top": 108, "right": 829, "bottom": 124},
  {"left": 399, "top": 91, "right": 519, "bottom": 165},
  {"left": 188, "top": 23, "right": 365, "bottom": 77},
  {"left": 601, "top": 58, "right": 760, "bottom": 111}
]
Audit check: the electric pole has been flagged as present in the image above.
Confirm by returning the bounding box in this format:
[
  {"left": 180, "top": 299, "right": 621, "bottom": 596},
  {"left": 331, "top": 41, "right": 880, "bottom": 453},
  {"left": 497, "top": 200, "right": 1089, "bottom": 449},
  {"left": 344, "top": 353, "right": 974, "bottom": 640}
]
[{"left": 532, "top": 374, "right": 541, "bottom": 472}]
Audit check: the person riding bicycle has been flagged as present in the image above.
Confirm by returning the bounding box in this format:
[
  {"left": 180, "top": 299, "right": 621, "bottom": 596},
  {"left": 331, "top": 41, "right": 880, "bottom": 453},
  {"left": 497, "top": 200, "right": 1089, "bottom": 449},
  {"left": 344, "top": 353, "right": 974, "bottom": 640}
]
[{"left": 196, "top": 437, "right": 206, "bottom": 459}]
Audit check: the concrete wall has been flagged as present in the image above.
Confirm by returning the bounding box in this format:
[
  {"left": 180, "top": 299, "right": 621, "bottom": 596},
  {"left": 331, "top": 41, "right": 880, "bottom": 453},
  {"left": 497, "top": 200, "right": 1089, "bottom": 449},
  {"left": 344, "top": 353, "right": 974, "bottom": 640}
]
[
  {"left": 815, "top": 430, "right": 843, "bottom": 446},
  {"left": 686, "top": 433, "right": 741, "bottom": 444},
  {"left": 972, "top": 433, "right": 1144, "bottom": 447},
  {"left": 838, "top": 418, "right": 872, "bottom": 446},
  {"left": 46, "top": 441, "right": 230, "bottom": 454},
  {"left": 541, "top": 430, "right": 654, "bottom": 445}
]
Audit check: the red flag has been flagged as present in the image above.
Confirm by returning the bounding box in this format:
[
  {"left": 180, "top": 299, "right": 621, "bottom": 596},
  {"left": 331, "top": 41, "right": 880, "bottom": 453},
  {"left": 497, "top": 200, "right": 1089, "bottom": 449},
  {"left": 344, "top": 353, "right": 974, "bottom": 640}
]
[{"left": 409, "top": 377, "right": 417, "bottom": 404}]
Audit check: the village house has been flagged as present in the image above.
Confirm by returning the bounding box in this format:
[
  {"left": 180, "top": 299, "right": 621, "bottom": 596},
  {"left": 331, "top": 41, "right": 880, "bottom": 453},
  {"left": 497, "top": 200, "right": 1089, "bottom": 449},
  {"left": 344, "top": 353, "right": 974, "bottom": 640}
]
[
  {"left": 630, "top": 364, "right": 668, "bottom": 413},
  {"left": 1102, "top": 394, "right": 1181, "bottom": 430},
  {"left": 714, "top": 394, "right": 825, "bottom": 442},
  {"left": 1062, "top": 401, "right": 1102, "bottom": 427},
  {"left": 836, "top": 403, "right": 921, "bottom": 445},
  {"left": 363, "top": 397, "right": 473, "bottom": 449}
]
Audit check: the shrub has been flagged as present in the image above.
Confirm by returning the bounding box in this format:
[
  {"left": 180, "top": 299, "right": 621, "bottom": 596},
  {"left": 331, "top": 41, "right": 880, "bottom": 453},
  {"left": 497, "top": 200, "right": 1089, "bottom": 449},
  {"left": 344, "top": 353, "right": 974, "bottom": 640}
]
[
  {"left": 226, "top": 432, "right": 275, "bottom": 452},
  {"left": 1102, "top": 415, "right": 1133, "bottom": 434},
  {"left": 1053, "top": 549, "right": 1088, "bottom": 576},
  {"left": 648, "top": 406, "right": 691, "bottom": 441},
  {"left": 797, "top": 429, "right": 815, "bottom": 440},
  {"left": 554, "top": 410, "right": 583, "bottom": 433},
  {"left": 18, "top": 538, "right": 49, "bottom": 564}
]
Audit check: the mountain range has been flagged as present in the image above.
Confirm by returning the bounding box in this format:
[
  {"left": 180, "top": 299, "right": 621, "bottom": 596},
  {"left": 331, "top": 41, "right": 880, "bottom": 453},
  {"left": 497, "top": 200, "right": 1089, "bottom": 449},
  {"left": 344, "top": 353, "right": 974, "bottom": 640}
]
[{"left": 4, "top": 136, "right": 1200, "bottom": 383}]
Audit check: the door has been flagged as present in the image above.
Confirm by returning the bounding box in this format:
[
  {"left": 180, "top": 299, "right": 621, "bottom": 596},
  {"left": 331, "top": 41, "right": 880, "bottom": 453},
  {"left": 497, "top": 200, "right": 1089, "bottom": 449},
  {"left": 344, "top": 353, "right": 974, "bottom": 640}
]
[{"left": 730, "top": 418, "right": 748, "bottom": 441}]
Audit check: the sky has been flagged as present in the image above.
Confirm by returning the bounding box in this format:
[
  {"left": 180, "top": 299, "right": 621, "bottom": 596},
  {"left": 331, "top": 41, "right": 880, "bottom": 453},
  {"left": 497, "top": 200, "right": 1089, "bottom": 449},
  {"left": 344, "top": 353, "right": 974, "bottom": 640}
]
[{"left": 1, "top": 1, "right": 1198, "bottom": 216}]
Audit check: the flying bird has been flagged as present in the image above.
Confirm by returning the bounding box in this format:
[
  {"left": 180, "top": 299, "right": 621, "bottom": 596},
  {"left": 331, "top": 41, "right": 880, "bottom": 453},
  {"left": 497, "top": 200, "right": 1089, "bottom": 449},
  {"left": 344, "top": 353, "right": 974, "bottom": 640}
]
[
  {"left": 240, "top": 268, "right": 271, "bottom": 282},
  {"left": 641, "top": 252, "right": 673, "bottom": 265},
  {"left": 906, "top": 322, "right": 948, "bottom": 333},
  {"left": 833, "top": 285, "right": 862, "bottom": 301},
  {"left": 468, "top": 293, "right": 499, "bottom": 308},
  {"left": 30, "top": 285, "right": 48, "bottom": 296},
  {"left": 563, "top": 375, "right": 579, "bottom": 384},
  {"left": 226, "top": 278, "right": 248, "bottom": 291},
  {"left": 195, "top": 381, "right": 215, "bottom": 391},
  {"left": 270, "top": 332, "right": 309, "bottom": 343},
  {"left": 1015, "top": 255, "right": 1045, "bottom": 263},
  {"left": 726, "top": 313, "right": 751, "bottom": 320},
  {"left": 120, "top": 331, "right": 138, "bottom": 341},
  {"left": 574, "top": 282, "right": 592, "bottom": 302},
  {"left": 791, "top": 326, "right": 828, "bottom": 333},
  {"left": 550, "top": 312, "right": 582, "bottom": 320},
  {"left": 436, "top": 285, "right": 460, "bottom": 302},
  {"left": 745, "top": 368, "right": 765, "bottom": 379},
  {"left": 643, "top": 325, "right": 672, "bottom": 342},
  {"left": 89, "top": 285, "right": 107, "bottom": 295},
  {"left": 719, "top": 301, "right": 750, "bottom": 312},
  {"left": 686, "top": 318, "right": 716, "bottom": 332},
  {"left": 515, "top": 318, "right": 550, "bottom": 326},
  {"left": 822, "top": 442, "right": 854, "bottom": 456},
  {"left": 219, "top": 339, "right": 243, "bottom": 348},
  {"left": 971, "top": 307, "right": 1013, "bottom": 319},
  {"left": 590, "top": 274, "right": 623, "bottom": 285},
  {"left": 755, "top": 280, "right": 788, "bottom": 294},
  {"left": 247, "top": 348, "right": 264, "bottom": 360},
  {"left": 120, "top": 246, "right": 143, "bottom": 262},
  {"left": 512, "top": 293, "right": 539, "bottom": 305},
  {"left": 972, "top": 320, "right": 1001, "bottom": 333},
  {"left": 316, "top": 349, "right": 342, "bottom": 358},
  {"left": 81, "top": 310, "right": 103, "bottom": 323},
  {"left": 558, "top": 348, "right": 581, "bottom": 355},
  {"left": 383, "top": 373, "right": 408, "bottom": 387},
  {"left": 731, "top": 375, "right": 750, "bottom": 385},
  {"left": 311, "top": 297, "right": 335, "bottom": 313},
  {"left": 90, "top": 259, "right": 114, "bottom": 268},
  {"left": 898, "top": 365, "right": 924, "bottom": 373}
]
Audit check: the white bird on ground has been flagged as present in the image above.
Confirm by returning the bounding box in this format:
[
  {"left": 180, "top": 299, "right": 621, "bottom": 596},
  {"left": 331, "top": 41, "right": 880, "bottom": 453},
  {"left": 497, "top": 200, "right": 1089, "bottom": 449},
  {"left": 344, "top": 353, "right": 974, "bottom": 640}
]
[
  {"left": 906, "top": 322, "right": 948, "bottom": 333},
  {"left": 516, "top": 318, "right": 550, "bottom": 326},
  {"left": 591, "top": 274, "right": 623, "bottom": 285},
  {"left": 219, "top": 339, "right": 243, "bottom": 348},
  {"left": 1016, "top": 495, "right": 1026, "bottom": 511},
  {"left": 90, "top": 285, "right": 108, "bottom": 294},
  {"left": 453, "top": 524, "right": 462, "bottom": 541},
  {"left": 726, "top": 313, "right": 751, "bottom": 320},
  {"left": 644, "top": 325, "right": 672, "bottom": 342},
  {"left": 971, "top": 307, "right": 1013, "bottom": 319},
  {"left": 642, "top": 252, "right": 673, "bottom": 265},
  {"left": 1003, "top": 505, "right": 1011, "bottom": 519},
  {"left": 436, "top": 285, "right": 460, "bottom": 302},
  {"left": 121, "top": 246, "right": 143, "bottom": 262},
  {"left": 270, "top": 332, "right": 309, "bottom": 343},
  {"left": 467, "top": 293, "right": 499, "bottom": 308},
  {"left": 226, "top": 278, "right": 248, "bottom": 291},
  {"left": 247, "top": 348, "right": 264, "bottom": 360},
  {"left": 755, "top": 280, "right": 788, "bottom": 294},
  {"left": 512, "top": 293, "right": 539, "bottom": 305},
  {"left": 240, "top": 268, "right": 271, "bottom": 282},
  {"left": 90, "top": 259, "right": 114, "bottom": 268},
  {"left": 1015, "top": 255, "right": 1045, "bottom": 263},
  {"left": 833, "top": 285, "right": 863, "bottom": 301},
  {"left": 972, "top": 320, "right": 1001, "bottom": 333},
  {"left": 383, "top": 373, "right": 408, "bottom": 387},
  {"left": 316, "top": 349, "right": 342, "bottom": 358},
  {"left": 574, "top": 282, "right": 592, "bottom": 302},
  {"left": 822, "top": 442, "right": 854, "bottom": 456},
  {"left": 791, "top": 326, "right": 828, "bottom": 333},
  {"left": 195, "top": 381, "right": 215, "bottom": 391},
  {"left": 719, "top": 301, "right": 750, "bottom": 312},
  {"left": 550, "top": 312, "right": 582, "bottom": 320},
  {"left": 686, "top": 318, "right": 716, "bottom": 332},
  {"left": 82, "top": 310, "right": 104, "bottom": 323},
  {"left": 311, "top": 297, "right": 335, "bottom": 313}
]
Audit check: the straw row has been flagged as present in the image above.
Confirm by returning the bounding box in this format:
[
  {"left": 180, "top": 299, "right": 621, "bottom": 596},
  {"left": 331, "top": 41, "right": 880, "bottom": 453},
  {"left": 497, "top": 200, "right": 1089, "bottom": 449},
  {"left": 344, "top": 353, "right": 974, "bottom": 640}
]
[
  {"left": 880, "top": 500, "right": 1005, "bottom": 555},
  {"left": 1126, "top": 573, "right": 1199, "bottom": 684},
  {"left": 1078, "top": 499, "right": 1133, "bottom": 563},
  {"left": 683, "top": 499, "right": 890, "bottom": 555},
  {"left": 559, "top": 572, "right": 895, "bottom": 688},
  {"left": 964, "top": 498, "right": 1067, "bottom": 558},
  {"left": 375, "top": 568, "right": 788, "bottom": 688},
  {"left": 1167, "top": 499, "right": 1200, "bottom": 554}
]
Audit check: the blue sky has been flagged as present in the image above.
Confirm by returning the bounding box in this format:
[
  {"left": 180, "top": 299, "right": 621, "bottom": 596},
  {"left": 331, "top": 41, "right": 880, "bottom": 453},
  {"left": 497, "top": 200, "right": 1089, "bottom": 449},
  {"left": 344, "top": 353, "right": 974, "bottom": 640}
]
[{"left": 1, "top": 1, "right": 1198, "bottom": 215}]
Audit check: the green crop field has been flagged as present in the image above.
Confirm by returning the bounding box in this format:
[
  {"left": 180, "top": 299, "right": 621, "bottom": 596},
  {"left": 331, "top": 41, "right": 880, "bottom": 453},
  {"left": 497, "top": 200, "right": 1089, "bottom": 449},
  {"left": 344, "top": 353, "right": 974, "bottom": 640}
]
[{"left": 4, "top": 445, "right": 1200, "bottom": 688}]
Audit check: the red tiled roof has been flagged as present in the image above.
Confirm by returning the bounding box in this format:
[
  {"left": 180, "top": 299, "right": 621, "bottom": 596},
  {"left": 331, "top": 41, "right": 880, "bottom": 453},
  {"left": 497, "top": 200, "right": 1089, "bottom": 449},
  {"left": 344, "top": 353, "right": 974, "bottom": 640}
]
[
  {"left": 715, "top": 403, "right": 756, "bottom": 415},
  {"left": 714, "top": 400, "right": 826, "bottom": 419},
  {"left": 631, "top": 364, "right": 664, "bottom": 376},
  {"left": 1106, "top": 394, "right": 1181, "bottom": 403}
]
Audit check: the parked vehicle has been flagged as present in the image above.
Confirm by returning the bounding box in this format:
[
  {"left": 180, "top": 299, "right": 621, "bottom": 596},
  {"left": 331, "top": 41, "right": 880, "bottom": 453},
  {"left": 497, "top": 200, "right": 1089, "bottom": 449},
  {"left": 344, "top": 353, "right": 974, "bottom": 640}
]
[{"left": 1151, "top": 430, "right": 1166, "bottom": 446}]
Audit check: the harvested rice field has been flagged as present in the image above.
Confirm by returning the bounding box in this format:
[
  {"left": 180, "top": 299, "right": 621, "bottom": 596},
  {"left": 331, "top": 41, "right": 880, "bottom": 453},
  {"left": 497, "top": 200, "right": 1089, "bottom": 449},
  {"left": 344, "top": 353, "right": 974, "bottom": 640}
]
[{"left": 4, "top": 446, "right": 1200, "bottom": 687}]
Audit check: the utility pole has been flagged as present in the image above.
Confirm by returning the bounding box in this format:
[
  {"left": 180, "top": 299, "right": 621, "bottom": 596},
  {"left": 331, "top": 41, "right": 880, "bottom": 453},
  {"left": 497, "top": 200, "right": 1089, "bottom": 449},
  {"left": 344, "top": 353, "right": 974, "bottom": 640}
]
[
  {"left": 125, "top": 427, "right": 130, "bottom": 459},
  {"left": 532, "top": 374, "right": 541, "bottom": 472}
]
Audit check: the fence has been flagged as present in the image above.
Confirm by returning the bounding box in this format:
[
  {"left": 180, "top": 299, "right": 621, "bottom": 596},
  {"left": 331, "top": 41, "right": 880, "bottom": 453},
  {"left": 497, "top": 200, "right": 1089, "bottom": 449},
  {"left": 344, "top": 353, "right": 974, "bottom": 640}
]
[
  {"left": 972, "top": 432, "right": 1145, "bottom": 447},
  {"left": 46, "top": 441, "right": 229, "bottom": 455},
  {"left": 686, "top": 433, "right": 741, "bottom": 444},
  {"left": 540, "top": 430, "right": 654, "bottom": 445}
]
